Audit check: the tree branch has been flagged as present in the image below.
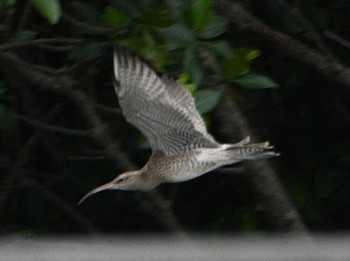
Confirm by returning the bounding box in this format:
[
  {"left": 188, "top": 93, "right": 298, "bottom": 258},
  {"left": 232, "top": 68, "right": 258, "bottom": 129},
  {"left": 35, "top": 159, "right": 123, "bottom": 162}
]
[
  {"left": 278, "top": 0, "right": 338, "bottom": 61},
  {"left": 196, "top": 43, "right": 308, "bottom": 233},
  {"left": 13, "top": 111, "right": 92, "bottom": 137},
  {"left": 62, "top": 14, "right": 121, "bottom": 35},
  {"left": 215, "top": 95, "right": 307, "bottom": 233},
  {"left": 95, "top": 103, "right": 122, "bottom": 115},
  {"left": 0, "top": 50, "right": 183, "bottom": 234},
  {"left": 14, "top": 0, "right": 31, "bottom": 33},
  {"left": 68, "top": 155, "right": 107, "bottom": 161},
  {"left": 214, "top": 1, "right": 350, "bottom": 86},
  {"left": 0, "top": 38, "right": 83, "bottom": 51},
  {"left": 20, "top": 173, "right": 98, "bottom": 233},
  {"left": 324, "top": 30, "right": 350, "bottom": 50},
  {"left": 0, "top": 133, "right": 38, "bottom": 211}
]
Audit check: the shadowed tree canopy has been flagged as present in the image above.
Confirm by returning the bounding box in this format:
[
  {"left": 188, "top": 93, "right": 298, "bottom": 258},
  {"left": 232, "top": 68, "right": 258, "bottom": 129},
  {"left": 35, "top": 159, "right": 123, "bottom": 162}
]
[{"left": 0, "top": 0, "right": 349, "bottom": 235}]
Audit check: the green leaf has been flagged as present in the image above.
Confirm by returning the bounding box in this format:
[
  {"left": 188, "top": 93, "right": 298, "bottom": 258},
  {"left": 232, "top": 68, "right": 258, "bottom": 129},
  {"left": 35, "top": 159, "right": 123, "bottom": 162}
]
[
  {"left": 183, "top": 47, "right": 203, "bottom": 87},
  {"left": 68, "top": 42, "right": 107, "bottom": 60},
  {"left": 12, "top": 30, "right": 38, "bottom": 42},
  {"left": 222, "top": 57, "right": 249, "bottom": 79},
  {"left": 222, "top": 48, "right": 260, "bottom": 79},
  {"left": 3, "top": 0, "right": 17, "bottom": 6},
  {"left": 200, "top": 41, "right": 234, "bottom": 57},
  {"left": 197, "top": 16, "right": 227, "bottom": 39},
  {"left": 194, "top": 87, "right": 223, "bottom": 114},
  {"left": 139, "top": 9, "right": 172, "bottom": 28},
  {"left": 103, "top": 6, "right": 128, "bottom": 27},
  {"left": 125, "top": 31, "right": 166, "bottom": 70},
  {"left": 246, "top": 49, "right": 260, "bottom": 60},
  {"left": 32, "top": 0, "right": 61, "bottom": 25},
  {"left": 121, "top": 35, "right": 145, "bottom": 52},
  {"left": 0, "top": 104, "right": 16, "bottom": 131},
  {"left": 192, "top": 0, "right": 213, "bottom": 31},
  {"left": 141, "top": 49, "right": 167, "bottom": 71},
  {"left": 233, "top": 74, "right": 278, "bottom": 89},
  {"left": 177, "top": 72, "right": 197, "bottom": 95},
  {"left": 164, "top": 0, "right": 187, "bottom": 21},
  {"left": 70, "top": 1, "right": 103, "bottom": 24},
  {"left": 157, "top": 23, "right": 195, "bottom": 50},
  {"left": 143, "top": 31, "right": 157, "bottom": 48}
]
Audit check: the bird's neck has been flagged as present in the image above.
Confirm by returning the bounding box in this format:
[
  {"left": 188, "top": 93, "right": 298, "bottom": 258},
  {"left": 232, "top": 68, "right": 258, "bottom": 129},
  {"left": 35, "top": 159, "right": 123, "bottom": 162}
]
[{"left": 130, "top": 168, "right": 158, "bottom": 191}]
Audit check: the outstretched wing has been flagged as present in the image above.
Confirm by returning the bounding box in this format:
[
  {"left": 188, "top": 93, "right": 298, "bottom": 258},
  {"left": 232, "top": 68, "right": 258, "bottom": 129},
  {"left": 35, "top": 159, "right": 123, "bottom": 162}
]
[{"left": 113, "top": 47, "right": 218, "bottom": 155}]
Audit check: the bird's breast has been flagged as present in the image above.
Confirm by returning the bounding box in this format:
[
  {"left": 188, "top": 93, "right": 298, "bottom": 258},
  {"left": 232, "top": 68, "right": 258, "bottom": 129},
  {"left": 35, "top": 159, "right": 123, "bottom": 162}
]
[{"left": 147, "top": 149, "right": 224, "bottom": 183}]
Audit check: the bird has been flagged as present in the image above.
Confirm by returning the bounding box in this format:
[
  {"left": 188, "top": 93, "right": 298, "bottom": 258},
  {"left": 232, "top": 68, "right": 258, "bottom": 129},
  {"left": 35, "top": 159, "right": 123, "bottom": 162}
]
[{"left": 78, "top": 47, "right": 279, "bottom": 204}]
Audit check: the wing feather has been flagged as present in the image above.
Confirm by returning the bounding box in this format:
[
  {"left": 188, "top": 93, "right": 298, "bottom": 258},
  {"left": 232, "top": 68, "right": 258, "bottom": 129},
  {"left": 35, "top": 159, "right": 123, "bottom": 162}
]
[{"left": 113, "top": 47, "right": 218, "bottom": 155}]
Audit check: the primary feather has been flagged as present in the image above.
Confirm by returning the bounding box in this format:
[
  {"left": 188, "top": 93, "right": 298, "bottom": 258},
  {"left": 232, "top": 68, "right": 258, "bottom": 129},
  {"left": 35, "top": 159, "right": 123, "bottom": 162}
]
[{"left": 113, "top": 46, "right": 218, "bottom": 156}]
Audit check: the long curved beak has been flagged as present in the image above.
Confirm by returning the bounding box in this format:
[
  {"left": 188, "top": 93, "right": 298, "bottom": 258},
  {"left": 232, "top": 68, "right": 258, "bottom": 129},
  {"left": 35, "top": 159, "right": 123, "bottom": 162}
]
[{"left": 78, "top": 181, "right": 114, "bottom": 205}]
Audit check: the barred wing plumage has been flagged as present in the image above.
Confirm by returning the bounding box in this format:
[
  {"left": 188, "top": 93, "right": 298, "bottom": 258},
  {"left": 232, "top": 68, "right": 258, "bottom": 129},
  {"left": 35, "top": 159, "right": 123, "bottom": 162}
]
[{"left": 113, "top": 47, "right": 218, "bottom": 155}]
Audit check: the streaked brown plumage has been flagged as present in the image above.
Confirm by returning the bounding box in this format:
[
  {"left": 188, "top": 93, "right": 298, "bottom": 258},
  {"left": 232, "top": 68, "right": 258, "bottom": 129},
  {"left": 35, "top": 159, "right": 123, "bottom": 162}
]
[{"left": 79, "top": 47, "right": 279, "bottom": 204}]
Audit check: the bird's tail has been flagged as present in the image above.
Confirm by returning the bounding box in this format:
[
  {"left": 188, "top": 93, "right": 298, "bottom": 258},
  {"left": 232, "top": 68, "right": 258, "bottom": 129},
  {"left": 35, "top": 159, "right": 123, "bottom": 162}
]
[{"left": 223, "top": 136, "right": 280, "bottom": 160}]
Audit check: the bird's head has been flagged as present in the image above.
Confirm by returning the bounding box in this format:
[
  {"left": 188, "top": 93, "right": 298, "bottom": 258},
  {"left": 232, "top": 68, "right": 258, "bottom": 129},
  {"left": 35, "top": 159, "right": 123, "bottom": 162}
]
[{"left": 78, "top": 169, "right": 151, "bottom": 205}]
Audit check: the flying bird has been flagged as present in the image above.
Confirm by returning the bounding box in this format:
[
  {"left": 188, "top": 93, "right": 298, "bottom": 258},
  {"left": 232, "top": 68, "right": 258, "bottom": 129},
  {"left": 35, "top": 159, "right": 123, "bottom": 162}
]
[{"left": 79, "top": 47, "right": 279, "bottom": 204}]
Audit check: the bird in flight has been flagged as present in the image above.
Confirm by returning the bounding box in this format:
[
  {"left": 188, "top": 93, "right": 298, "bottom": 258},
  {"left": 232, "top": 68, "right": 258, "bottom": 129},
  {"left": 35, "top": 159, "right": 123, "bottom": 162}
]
[{"left": 79, "top": 47, "right": 279, "bottom": 204}]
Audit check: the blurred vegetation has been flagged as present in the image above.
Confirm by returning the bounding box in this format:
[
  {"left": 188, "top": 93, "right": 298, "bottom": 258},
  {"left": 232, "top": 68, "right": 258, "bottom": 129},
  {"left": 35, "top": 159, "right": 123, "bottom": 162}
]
[{"left": 0, "top": 0, "right": 349, "bottom": 234}]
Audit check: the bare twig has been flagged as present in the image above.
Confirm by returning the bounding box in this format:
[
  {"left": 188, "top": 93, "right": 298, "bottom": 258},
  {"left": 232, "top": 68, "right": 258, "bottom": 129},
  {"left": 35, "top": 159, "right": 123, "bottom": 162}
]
[
  {"left": 62, "top": 14, "right": 120, "bottom": 35},
  {"left": 0, "top": 38, "right": 83, "bottom": 51},
  {"left": 68, "top": 155, "right": 107, "bottom": 161},
  {"left": 34, "top": 44, "right": 74, "bottom": 52},
  {"left": 324, "top": 30, "right": 350, "bottom": 50},
  {"left": 0, "top": 134, "right": 38, "bottom": 211},
  {"left": 1, "top": 133, "right": 97, "bottom": 234},
  {"left": 15, "top": 0, "right": 31, "bottom": 33},
  {"left": 20, "top": 174, "right": 97, "bottom": 233},
  {"left": 95, "top": 104, "right": 122, "bottom": 115},
  {"left": 13, "top": 111, "right": 92, "bottom": 137},
  {"left": 0, "top": 94, "right": 98, "bottom": 233},
  {"left": 0, "top": 51, "right": 184, "bottom": 234},
  {"left": 0, "top": 51, "right": 64, "bottom": 75},
  {"left": 278, "top": 0, "right": 338, "bottom": 61}
]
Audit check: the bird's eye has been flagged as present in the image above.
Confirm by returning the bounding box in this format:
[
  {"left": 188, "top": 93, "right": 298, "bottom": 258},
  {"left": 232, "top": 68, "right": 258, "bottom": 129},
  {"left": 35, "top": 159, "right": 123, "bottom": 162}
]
[{"left": 117, "top": 177, "right": 125, "bottom": 183}]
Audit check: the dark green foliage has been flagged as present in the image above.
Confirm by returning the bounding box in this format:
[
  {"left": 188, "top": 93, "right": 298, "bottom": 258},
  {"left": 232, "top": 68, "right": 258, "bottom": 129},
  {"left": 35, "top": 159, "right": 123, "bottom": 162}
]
[
  {"left": 32, "top": 0, "right": 62, "bottom": 24},
  {"left": 0, "top": 0, "right": 349, "bottom": 235},
  {"left": 195, "top": 87, "right": 223, "bottom": 114},
  {"left": 232, "top": 74, "right": 278, "bottom": 89},
  {"left": 103, "top": 6, "right": 128, "bottom": 27},
  {"left": 0, "top": 104, "right": 16, "bottom": 131}
]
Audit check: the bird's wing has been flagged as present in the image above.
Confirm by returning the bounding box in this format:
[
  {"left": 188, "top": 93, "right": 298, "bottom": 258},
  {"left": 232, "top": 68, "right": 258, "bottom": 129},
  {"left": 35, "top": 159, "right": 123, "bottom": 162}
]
[{"left": 113, "top": 47, "right": 218, "bottom": 155}]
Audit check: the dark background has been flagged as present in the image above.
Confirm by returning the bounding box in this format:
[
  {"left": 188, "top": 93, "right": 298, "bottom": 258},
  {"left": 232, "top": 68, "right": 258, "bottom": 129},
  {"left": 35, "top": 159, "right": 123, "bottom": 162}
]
[{"left": 0, "top": 0, "right": 349, "bottom": 235}]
